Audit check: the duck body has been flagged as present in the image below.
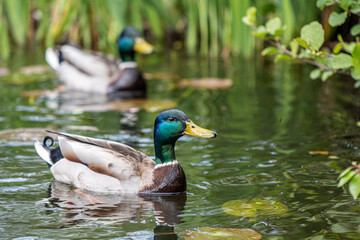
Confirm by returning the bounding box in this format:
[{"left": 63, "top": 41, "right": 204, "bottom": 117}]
[
  {"left": 34, "top": 109, "right": 216, "bottom": 194},
  {"left": 46, "top": 27, "right": 153, "bottom": 94}
]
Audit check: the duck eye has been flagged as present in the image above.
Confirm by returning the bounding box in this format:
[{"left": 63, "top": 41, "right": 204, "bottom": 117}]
[{"left": 167, "top": 117, "right": 175, "bottom": 122}]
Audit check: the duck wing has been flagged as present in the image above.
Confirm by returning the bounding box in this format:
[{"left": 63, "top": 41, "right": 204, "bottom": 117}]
[
  {"left": 60, "top": 45, "right": 120, "bottom": 77},
  {"left": 46, "top": 130, "right": 155, "bottom": 191}
]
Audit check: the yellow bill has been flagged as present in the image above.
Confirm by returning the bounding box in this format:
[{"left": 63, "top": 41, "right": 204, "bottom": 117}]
[
  {"left": 183, "top": 120, "right": 217, "bottom": 139},
  {"left": 134, "top": 38, "right": 154, "bottom": 54}
]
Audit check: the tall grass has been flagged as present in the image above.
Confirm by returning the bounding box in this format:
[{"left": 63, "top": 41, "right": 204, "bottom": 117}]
[{"left": 0, "top": 0, "right": 319, "bottom": 59}]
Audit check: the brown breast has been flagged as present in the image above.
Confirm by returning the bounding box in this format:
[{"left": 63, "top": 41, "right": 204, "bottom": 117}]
[{"left": 139, "top": 161, "right": 186, "bottom": 194}]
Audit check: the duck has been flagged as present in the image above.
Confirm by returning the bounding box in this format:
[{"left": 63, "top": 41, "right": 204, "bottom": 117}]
[
  {"left": 45, "top": 27, "right": 154, "bottom": 94},
  {"left": 34, "top": 109, "right": 217, "bottom": 194}
]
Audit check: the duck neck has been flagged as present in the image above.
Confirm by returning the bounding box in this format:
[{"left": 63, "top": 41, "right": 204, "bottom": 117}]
[
  {"left": 120, "top": 51, "right": 135, "bottom": 62},
  {"left": 154, "top": 140, "right": 177, "bottom": 164}
]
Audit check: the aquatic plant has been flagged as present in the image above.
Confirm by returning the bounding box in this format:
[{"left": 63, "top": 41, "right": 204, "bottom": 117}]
[
  {"left": 0, "top": 0, "right": 318, "bottom": 59},
  {"left": 243, "top": 0, "right": 360, "bottom": 86}
]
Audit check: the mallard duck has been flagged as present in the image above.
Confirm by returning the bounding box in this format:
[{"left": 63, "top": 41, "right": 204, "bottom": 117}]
[
  {"left": 34, "top": 109, "right": 217, "bottom": 194},
  {"left": 45, "top": 27, "right": 153, "bottom": 94}
]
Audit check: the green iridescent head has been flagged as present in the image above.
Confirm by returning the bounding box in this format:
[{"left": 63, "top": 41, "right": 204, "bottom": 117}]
[
  {"left": 153, "top": 109, "right": 217, "bottom": 164},
  {"left": 117, "top": 27, "right": 153, "bottom": 62}
]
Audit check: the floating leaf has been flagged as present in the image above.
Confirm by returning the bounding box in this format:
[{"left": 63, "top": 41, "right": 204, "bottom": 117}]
[
  {"left": 178, "top": 78, "right": 233, "bottom": 89},
  {"left": 190, "top": 227, "right": 263, "bottom": 240},
  {"left": 261, "top": 47, "right": 279, "bottom": 56},
  {"left": 265, "top": 17, "right": 282, "bottom": 36},
  {"left": 185, "top": 227, "right": 262, "bottom": 240},
  {"left": 222, "top": 199, "right": 288, "bottom": 218},
  {"left": 351, "top": 24, "right": 360, "bottom": 37},
  {"left": 308, "top": 151, "right": 329, "bottom": 155},
  {"left": 20, "top": 65, "right": 50, "bottom": 75},
  {"left": 310, "top": 68, "right": 321, "bottom": 80},
  {"left": 143, "top": 72, "right": 180, "bottom": 81},
  {"left": 349, "top": 174, "right": 360, "bottom": 199},
  {"left": 300, "top": 21, "right": 324, "bottom": 51},
  {"left": 331, "top": 53, "right": 353, "bottom": 69},
  {"left": 328, "top": 12, "right": 347, "bottom": 27},
  {"left": 0, "top": 128, "right": 58, "bottom": 142}
]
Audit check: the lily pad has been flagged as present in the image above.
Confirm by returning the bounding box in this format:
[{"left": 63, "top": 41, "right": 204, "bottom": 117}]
[
  {"left": 178, "top": 78, "right": 233, "bottom": 89},
  {"left": 0, "top": 128, "right": 58, "bottom": 142},
  {"left": 185, "top": 227, "right": 262, "bottom": 240},
  {"left": 222, "top": 199, "right": 288, "bottom": 218},
  {"left": 143, "top": 71, "right": 181, "bottom": 80},
  {"left": 20, "top": 65, "right": 50, "bottom": 75},
  {"left": 53, "top": 99, "right": 177, "bottom": 113}
]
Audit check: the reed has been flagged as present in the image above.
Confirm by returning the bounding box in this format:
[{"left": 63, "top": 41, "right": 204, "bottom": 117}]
[{"left": 0, "top": 0, "right": 319, "bottom": 59}]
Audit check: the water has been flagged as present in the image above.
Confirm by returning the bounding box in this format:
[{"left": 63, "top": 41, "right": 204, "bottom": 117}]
[{"left": 1, "top": 48, "right": 360, "bottom": 239}]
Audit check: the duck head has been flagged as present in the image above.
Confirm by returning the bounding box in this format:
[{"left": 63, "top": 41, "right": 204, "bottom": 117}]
[
  {"left": 117, "top": 27, "right": 154, "bottom": 62},
  {"left": 154, "top": 109, "right": 217, "bottom": 164}
]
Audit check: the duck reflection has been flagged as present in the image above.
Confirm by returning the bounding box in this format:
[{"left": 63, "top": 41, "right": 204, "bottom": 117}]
[
  {"left": 44, "top": 181, "right": 185, "bottom": 237},
  {"left": 45, "top": 88, "right": 146, "bottom": 112}
]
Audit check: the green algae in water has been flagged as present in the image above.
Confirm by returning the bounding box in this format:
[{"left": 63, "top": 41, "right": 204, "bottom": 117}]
[{"left": 222, "top": 199, "right": 288, "bottom": 218}]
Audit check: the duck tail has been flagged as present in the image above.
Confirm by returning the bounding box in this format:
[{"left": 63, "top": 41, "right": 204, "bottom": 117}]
[
  {"left": 45, "top": 48, "right": 62, "bottom": 71},
  {"left": 34, "top": 136, "right": 64, "bottom": 168}
]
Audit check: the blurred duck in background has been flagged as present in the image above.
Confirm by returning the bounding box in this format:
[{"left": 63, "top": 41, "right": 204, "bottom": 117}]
[{"left": 45, "top": 27, "right": 154, "bottom": 94}]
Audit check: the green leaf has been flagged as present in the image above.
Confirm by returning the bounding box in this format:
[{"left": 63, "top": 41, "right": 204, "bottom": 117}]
[
  {"left": 242, "top": 7, "right": 257, "bottom": 26},
  {"left": 310, "top": 68, "right": 321, "bottom": 79},
  {"left": 333, "top": 43, "right": 343, "bottom": 54},
  {"left": 254, "top": 25, "right": 267, "bottom": 38},
  {"left": 349, "top": 174, "right": 360, "bottom": 199},
  {"left": 338, "top": 170, "right": 356, "bottom": 187},
  {"left": 296, "top": 37, "right": 310, "bottom": 49},
  {"left": 351, "top": 24, "right": 360, "bottom": 36},
  {"left": 290, "top": 39, "right": 299, "bottom": 57},
  {"left": 352, "top": 44, "right": 360, "bottom": 76},
  {"left": 261, "top": 47, "right": 279, "bottom": 56},
  {"left": 274, "top": 54, "right": 292, "bottom": 62},
  {"left": 338, "top": 0, "right": 353, "bottom": 10},
  {"left": 344, "top": 42, "right": 356, "bottom": 53},
  {"left": 350, "top": 4, "right": 360, "bottom": 14},
  {"left": 316, "top": 0, "right": 335, "bottom": 10},
  {"left": 321, "top": 71, "right": 334, "bottom": 81},
  {"left": 338, "top": 167, "right": 352, "bottom": 179},
  {"left": 331, "top": 53, "right": 353, "bottom": 69},
  {"left": 266, "top": 17, "right": 282, "bottom": 36},
  {"left": 300, "top": 21, "right": 324, "bottom": 51},
  {"left": 355, "top": 80, "right": 360, "bottom": 87},
  {"left": 328, "top": 12, "right": 348, "bottom": 27}
]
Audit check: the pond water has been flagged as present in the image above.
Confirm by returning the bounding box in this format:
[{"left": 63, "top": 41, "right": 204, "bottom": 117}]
[{"left": 1, "top": 47, "right": 360, "bottom": 239}]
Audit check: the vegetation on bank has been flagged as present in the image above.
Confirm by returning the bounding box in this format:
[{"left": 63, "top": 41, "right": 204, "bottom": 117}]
[{"left": 0, "top": 0, "right": 318, "bottom": 58}]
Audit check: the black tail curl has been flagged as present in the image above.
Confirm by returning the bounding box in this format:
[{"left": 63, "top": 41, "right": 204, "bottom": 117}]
[
  {"left": 43, "top": 136, "right": 64, "bottom": 165},
  {"left": 43, "top": 136, "right": 54, "bottom": 149}
]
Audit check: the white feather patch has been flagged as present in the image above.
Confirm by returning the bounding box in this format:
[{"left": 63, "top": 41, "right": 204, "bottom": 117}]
[
  {"left": 34, "top": 140, "right": 53, "bottom": 166},
  {"left": 45, "top": 48, "right": 60, "bottom": 71},
  {"left": 154, "top": 160, "right": 179, "bottom": 169}
]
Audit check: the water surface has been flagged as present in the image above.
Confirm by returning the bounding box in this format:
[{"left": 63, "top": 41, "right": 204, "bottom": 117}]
[{"left": 0, "top": 49, "right": 359, "bottom": 239}]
